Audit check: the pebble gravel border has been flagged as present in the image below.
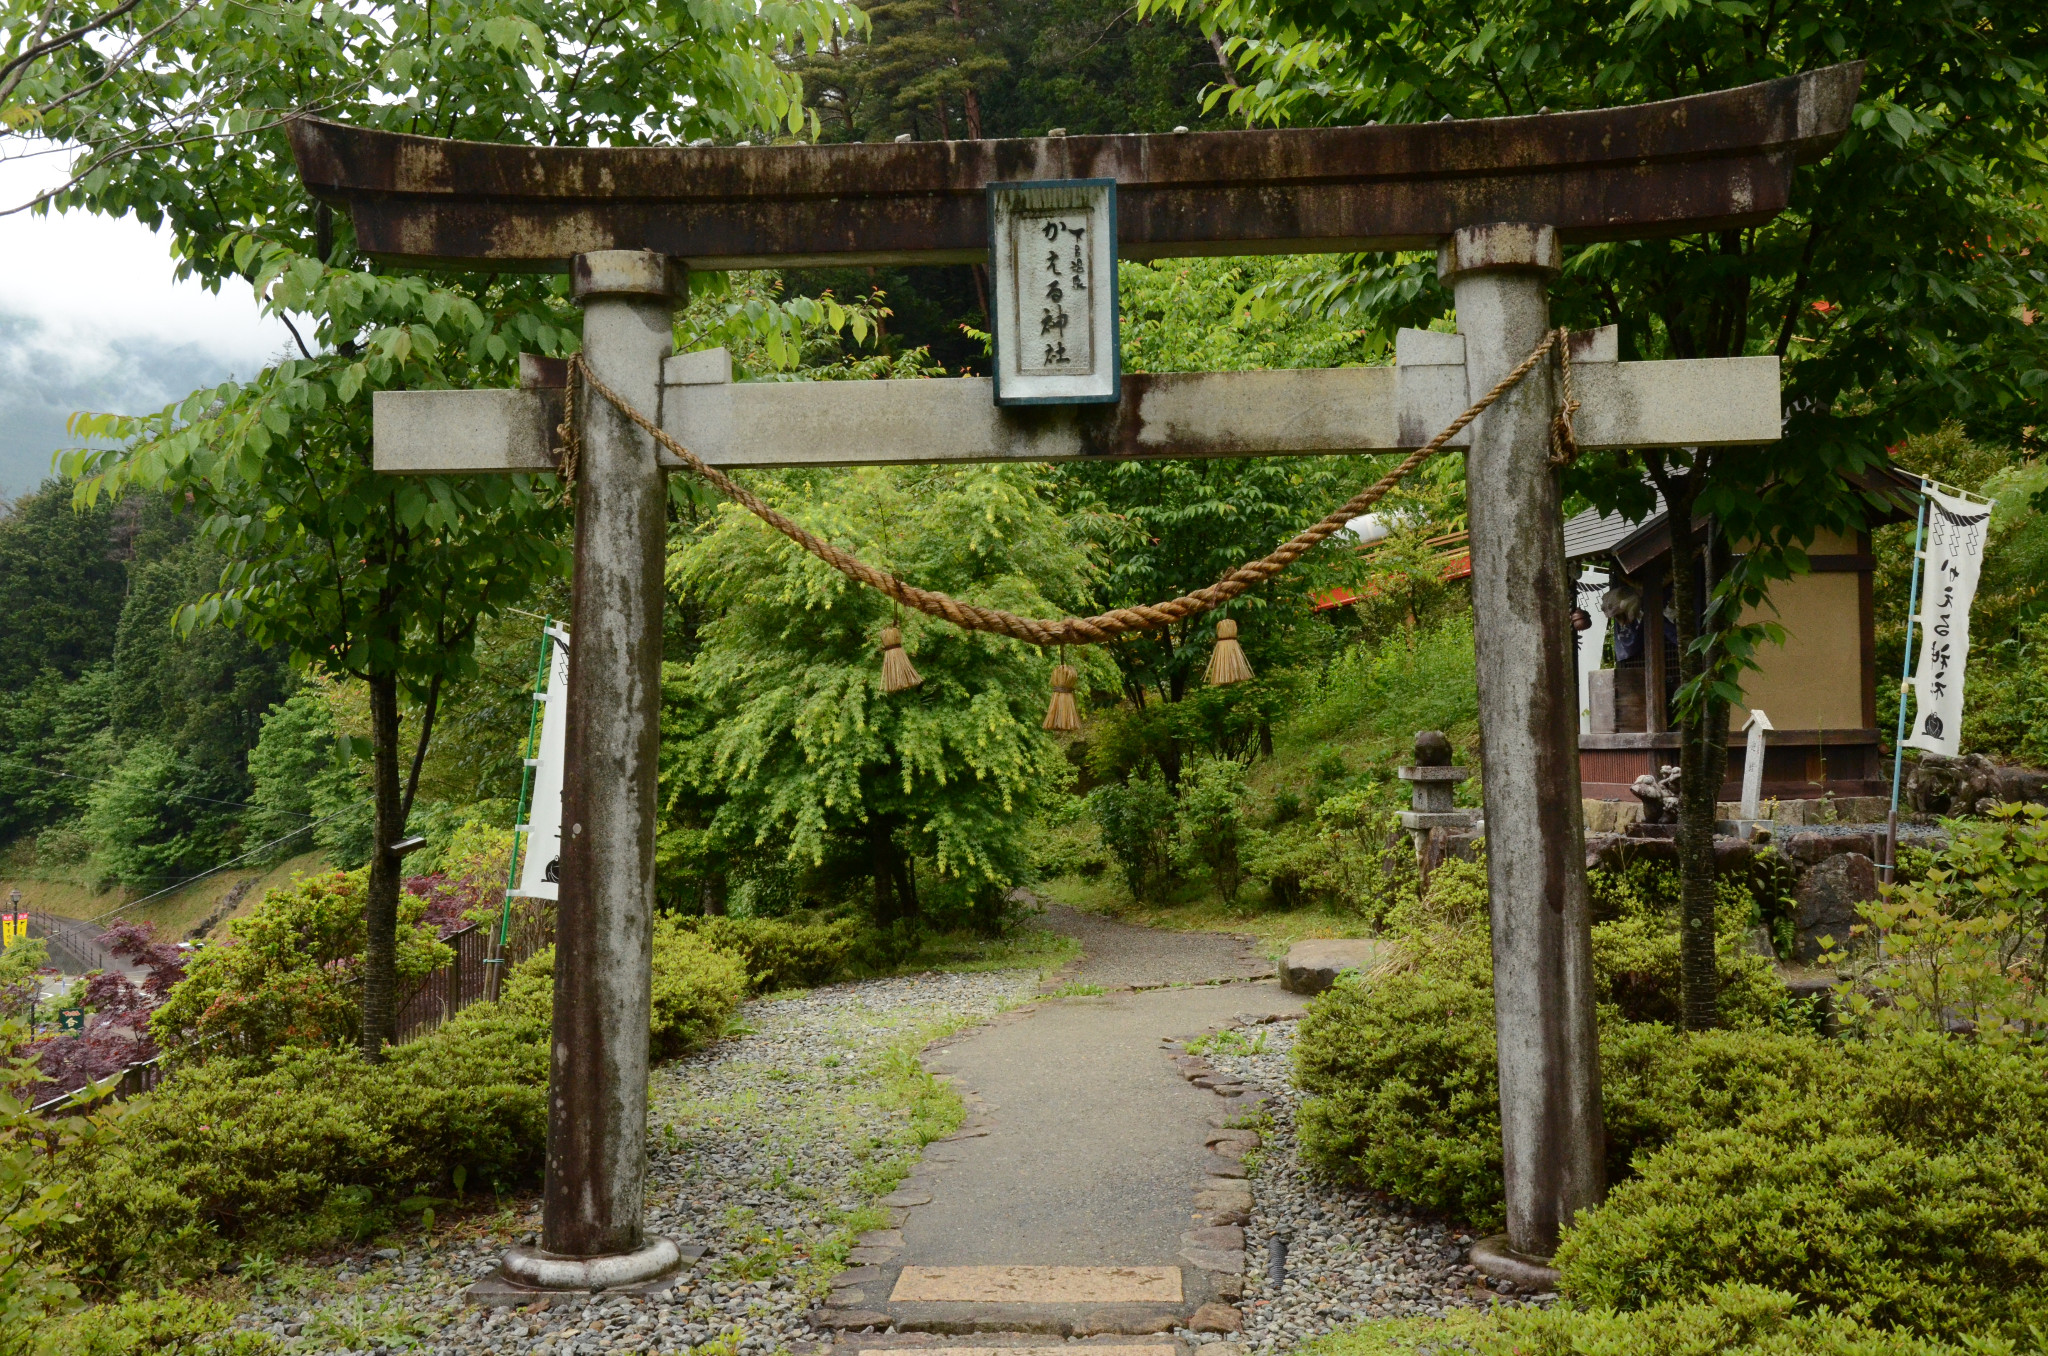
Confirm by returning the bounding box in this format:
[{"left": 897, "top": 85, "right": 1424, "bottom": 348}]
[
  {"left": 1169, "top": 1018, "right": 1553, "bottom": 1354},
  {"left": 226, "top": 970, "right": 1041, "bottom": 1356}
]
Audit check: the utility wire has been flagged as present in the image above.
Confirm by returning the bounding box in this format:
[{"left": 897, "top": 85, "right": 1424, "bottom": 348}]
[{"left": 86, "top": 808, "right": 358, "bottom": 924}]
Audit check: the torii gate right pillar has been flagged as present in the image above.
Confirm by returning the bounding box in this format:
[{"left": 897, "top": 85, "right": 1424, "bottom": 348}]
[{"left": 1444, "top": 223, "right": 1605, "bottom": 1261}]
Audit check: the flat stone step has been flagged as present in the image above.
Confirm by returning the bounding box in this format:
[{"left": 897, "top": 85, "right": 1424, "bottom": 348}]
[{"left": 890, "top": 1266, "right": 1182, "bottom": 1305}]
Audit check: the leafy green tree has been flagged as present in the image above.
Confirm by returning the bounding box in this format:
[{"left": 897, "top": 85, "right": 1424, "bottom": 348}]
[
  {"left": 1059, "top": 256, "right": 1388, "bottom": 779},
  {"left": 0, "top": 667, "right": 116, "bottom": 842},
  {"left": 668, "top": 463, "right": 1093, "bottom": 927},
  {"left": 35, "top": 0, "right": 850, "bottom": 1056},
  {"left": 1148, "top": 0, "right": 2048, "bottom": 1025},
  {"left": 81, "top": 741, "right": 233, "bottom": 887},
  {"left": 0, "top": 483, "right": 126, "bottom": 691},
  {"left": 245, "top": 691, "right": 371, "bottom": 866}
]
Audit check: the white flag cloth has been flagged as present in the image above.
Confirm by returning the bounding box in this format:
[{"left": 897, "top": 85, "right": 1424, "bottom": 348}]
[
  {"left": 1574, "top": 567, "right": 1610, "bottom": 735},
  {"left": 1904, "top": 485, "right": 1992, "bottom": 757},
  {"left": 514, "top": 627, "right": 570, "bottom": 900}
]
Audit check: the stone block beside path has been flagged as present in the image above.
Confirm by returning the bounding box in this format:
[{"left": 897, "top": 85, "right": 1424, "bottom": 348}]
[{"left": 1281, "top": 939, "right": 1392, "bottom": 995}]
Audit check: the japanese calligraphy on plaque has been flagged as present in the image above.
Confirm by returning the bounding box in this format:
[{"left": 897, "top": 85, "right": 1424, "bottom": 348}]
[
  {"left": 1904, "top": 483, "right": 1994, "bottom": 757},
  {"left": 987, "top": 179, "right": 1118, "bottom": 405}
]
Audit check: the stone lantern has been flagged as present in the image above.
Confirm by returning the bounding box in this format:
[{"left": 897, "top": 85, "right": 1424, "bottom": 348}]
[{"left": 1397, "top": 731, "right": 1480, "bottom": 873}]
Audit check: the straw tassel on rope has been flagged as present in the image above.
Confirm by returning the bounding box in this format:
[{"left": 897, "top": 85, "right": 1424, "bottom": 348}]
[
  {"left": 1205, "top": 619, "right": 1254, "bottom": 686},
  {"left": 877, "top": 626, "right": 922, "bottom": 692},
  {"left": 1042, "top": 662, "right": 1080, "bottom": 732}
]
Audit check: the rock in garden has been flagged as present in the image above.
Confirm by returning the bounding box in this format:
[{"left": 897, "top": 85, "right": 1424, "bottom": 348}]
[
  {"left": 1793, "top": 852, "right": 1879, "bottom": 962},
  {"left": 1279, "top": 939, "right": 1392, "bottom": 995},
  {"left": 1190, "top": 1303, "right": 1244, "bottom": 1333}
]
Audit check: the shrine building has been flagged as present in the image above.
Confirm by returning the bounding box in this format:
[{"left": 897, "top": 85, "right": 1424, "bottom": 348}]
[{"left": 1568, "top": 465, "right": 1920, "bottom": 802}]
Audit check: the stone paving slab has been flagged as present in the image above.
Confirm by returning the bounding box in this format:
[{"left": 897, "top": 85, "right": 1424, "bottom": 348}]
[{"left": 891, "top": 1266, "right": 1184, "bottom": 1304}]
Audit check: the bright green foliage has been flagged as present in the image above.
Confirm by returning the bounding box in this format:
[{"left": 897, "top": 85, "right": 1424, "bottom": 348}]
[
  {"left": 1058, "top": 258, "right": 1389, "bottom": 722},
  {"left": 1558, "top": 1034, "right": 2048, "bottom": 1344},
  {"left": 1843, "top": 803, "right": 2048, "bottom": 1043},
  {"left": 1311, "top": 1285, "right": 1967, "bottom": 1355},
  {"left": 32, "top": 1289, "right": 273, "bottom": 1356},
  {"left": 1496, "top": 1286, "right": 1964, "bottom": 1356},
  {"left": 1240, "top": 789, "right": 1414, "bottom": 918},
  {"left": 1171, "top": 756, "right": 1252, "bottom": 901},
  {"left": 243, "top": 693, "right": 370, "bottom": 866},
  {"left": 29, "top": 0, "right": 857, "bottom": 1052},
  {"left": 682, "top": 915, "right": 864, "bottom": 993},
  {"left": 1085, "top": 771, "right": 1178, "bottom": 902},
  {"left": 41, "top": 928, "right": 743, "bottom": 1288},
  {"left": 1295, "top": 965, "right": 1503, "bottom": 1224},
  {"left": 516, "top": 920, "right": 747, "bottom": 1060},
  {"left": 0, "top": 668, "right": 116, "bottom": 843},
  {"left": 0, "top": 1022, "right": 117, "bottom": 1354},
  {"left": 151, "top": 871, "right": 452, "bottom": 1059},
  {"left": 80, "top": 742, "right": 233, "bottom": 887},
  {"left": 0, "top": 485, "right": 126, "bottom": 692},
  {"left": 1292, "top": 857, "right": 1809, "bottom": 1228},
  {"left": 668, "top": 464, "right": 1089, "bottom": 922}
]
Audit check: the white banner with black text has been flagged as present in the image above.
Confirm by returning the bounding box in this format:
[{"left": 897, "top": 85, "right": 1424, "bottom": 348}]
[{"left": 1904, "top": 485, "right": 1992, "bottom": 757}]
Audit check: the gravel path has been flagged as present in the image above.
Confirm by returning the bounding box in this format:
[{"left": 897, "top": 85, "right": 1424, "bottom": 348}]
[
  {"left": 1183, "top": 1018, "right": 1551, "bottom": 1353},
  {"left": 1036, "top": 901, "right": 1275, "bottom": 990},
  {"left": 231, "top": 970, "right": 1041, "bottom": 1355}
]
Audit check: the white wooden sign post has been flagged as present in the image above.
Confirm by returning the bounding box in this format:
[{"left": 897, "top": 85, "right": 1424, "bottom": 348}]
[{"left": 291, "top": 62, "right": 1861, "bottom": 1299}]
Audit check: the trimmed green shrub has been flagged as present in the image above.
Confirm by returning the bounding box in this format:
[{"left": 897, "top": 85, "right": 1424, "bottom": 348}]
[
  {"left": 43, "top": 920, "right": 744, "bottom": 1289},
  {"left": 151, "top": 870, "right": 450, "bottom": 1059},
  {"left": 1295, "top": 966, "right": 1504, "bottom": 1225},
  {"left": 1496, "top": 1283, "right": 1960, "bottom": 1355},
  {"left": 1558, "top": 1033, "right": 2048, "bottom": 1343},
  {"left": 681, "top": 915, "right": 861, "bottom": 994},
  {"left": 1293, "top": 850, "right": 1845, "bottom": 1230}
]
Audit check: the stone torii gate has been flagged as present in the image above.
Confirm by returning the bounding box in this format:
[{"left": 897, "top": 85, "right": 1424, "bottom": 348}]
[{"left": 288, "top": 62, "right": 1859, "bottom": 1293}]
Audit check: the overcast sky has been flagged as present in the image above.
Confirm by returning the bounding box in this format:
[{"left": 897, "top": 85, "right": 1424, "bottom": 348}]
[{"left": 0, "top": 153, "right": 299, "bottom": 501}]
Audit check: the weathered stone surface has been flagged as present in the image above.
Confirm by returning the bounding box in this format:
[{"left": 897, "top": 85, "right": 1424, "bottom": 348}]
[
  {"left": 830, "top": 1266, "right": 883, "bottom": 1287},
  {"left": 857, "top": 1230, "right": 904, "bottom": 1248},
  {"left": 846, "top": 1247, "right": 899, "bottom": 1265},
  {"left": 1190, "top": 1303, "right": 1244, "bottom": 1334},
  {"left": 829, "top": 1288, "right": 866, "bottom": 1306},
  {"left": 1073, "top": 1312, "right": 1180, "bottom": 1336},
  {"left": 1183, "top": 1225, "right": 1245, "bottom": 1250},
  {"left": 1907, "top": 752, "right": 2005, "bottom": 816},
  {"left": 2000, "top": 766, "right": 2048, "bottom": 807},
  {"left": 1468, "top": 1235, "right": 1560, "bottom": 1292},
  {"left": 1202, "top": 1208, "right": 1250, "bottom": 1226},
  {"left": 1280, "top": 939, "right": 1392, "bottom": 995},
  {"left": 889, "top": 1265, "right": 1183, "bottom": 1304},
  {"left": 1203, "top": 1157, "right": 1248, "bottom": 1179},
  {"left": 1180, "top": 1248, "right": 1245, "bottom": 1275},
  {"left": 1793, "top": 852, "right": 1879, "bottom": 963},
  {"left": 878, "top": 1189, "right": 933, "bottom": 1208},
  {"left": 1209, "top": 1139, "right": 1252, "bottom": 1162},
  {"left": 1212, "top": 1275, "right": 1245, "bottom": 1302},
  {"left": 1205, "top": 1129, "right": 1259, "bottom": 1149},
  {"left": 813, "top": 1309, "right": 896, "bottom": 1330},
  {"left": 1784, "top": 830, "right": 1880, "bottom": 866}
]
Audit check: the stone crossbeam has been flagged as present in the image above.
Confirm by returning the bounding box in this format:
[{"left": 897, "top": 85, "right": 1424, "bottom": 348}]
[
  {"left": 290, "top": 65, "right": 1860, "bottom": 270},
  {"left": 372, "top": 333, "right": 1779, "bottom": 475}
]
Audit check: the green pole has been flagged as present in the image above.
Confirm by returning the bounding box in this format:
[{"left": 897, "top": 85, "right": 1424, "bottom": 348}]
[{"left": 491, "top": 618, "right": 555, "bottom": 989}]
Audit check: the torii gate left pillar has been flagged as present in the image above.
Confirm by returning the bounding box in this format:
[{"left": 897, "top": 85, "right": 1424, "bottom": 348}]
[{"left": 510, "top": 251, "right": 686, "bottom": 1292}]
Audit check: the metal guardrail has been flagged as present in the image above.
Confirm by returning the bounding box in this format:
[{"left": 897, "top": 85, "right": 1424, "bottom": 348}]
[
  {"left": 30, "top": 903, "right": 554, "bottom": 1118},
  {"left": 25, "top": 910, "right": 115, "bottom": 975}
]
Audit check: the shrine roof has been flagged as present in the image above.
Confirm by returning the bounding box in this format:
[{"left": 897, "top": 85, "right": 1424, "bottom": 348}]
[
  {"left": 287, "top": 64, "right": 1862, "bottom": 271},
  {"left": 1564, "top": 463, "right": 1920, "bottom": 572}
]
